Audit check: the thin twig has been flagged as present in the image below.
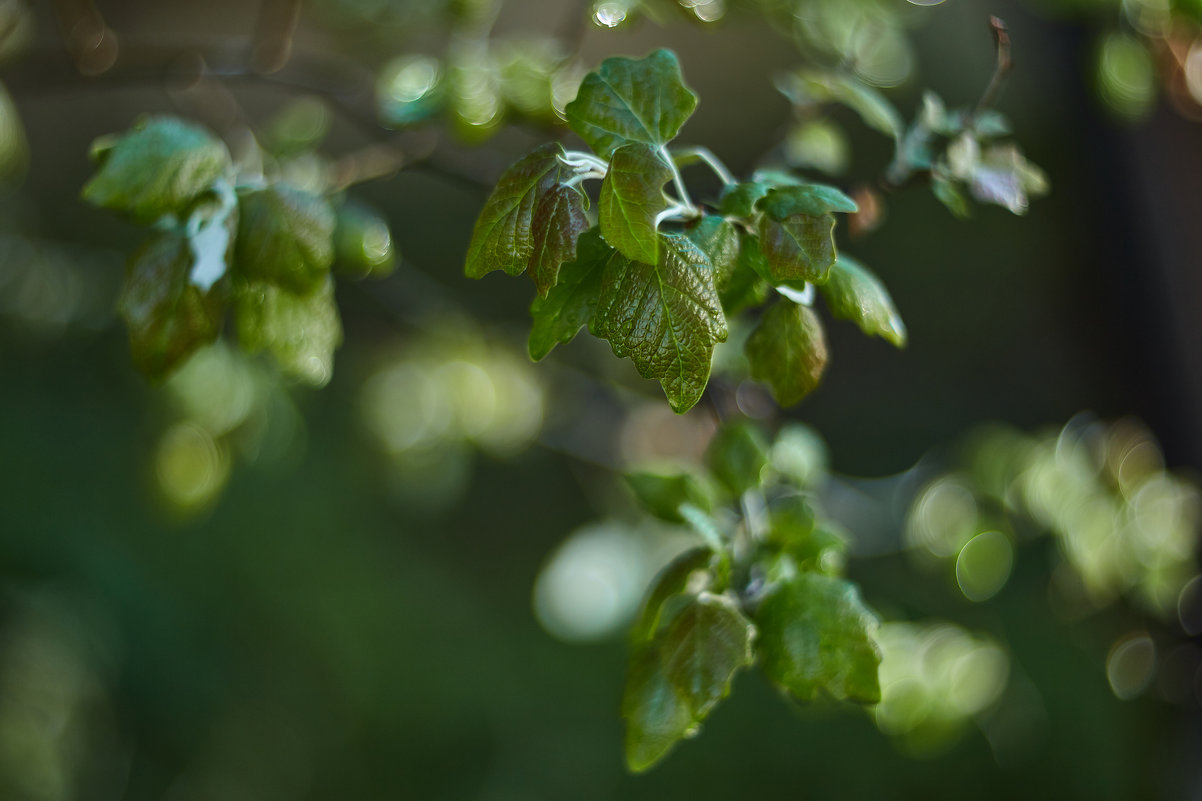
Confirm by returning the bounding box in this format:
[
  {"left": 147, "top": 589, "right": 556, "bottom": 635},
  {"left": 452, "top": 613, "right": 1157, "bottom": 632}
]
[{"left": 973, "top": 16, "right": 1012, "bottom": 118}]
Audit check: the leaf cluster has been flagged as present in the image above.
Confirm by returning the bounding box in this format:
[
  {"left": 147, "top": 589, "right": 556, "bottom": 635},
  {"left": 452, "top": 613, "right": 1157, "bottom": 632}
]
[{"left": 617, "top": 419, "right": 882, "bottom": 771}]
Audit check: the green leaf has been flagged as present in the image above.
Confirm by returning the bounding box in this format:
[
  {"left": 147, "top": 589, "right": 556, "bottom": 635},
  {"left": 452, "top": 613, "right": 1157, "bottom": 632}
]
[
  {"left": 684, "top": 215, "right": 740, "bottom": 291},
  {"left": 530, "top": 183, "right": 589, "bottom": 296},
  {"left": 745, "top": 300, "right": 828, "bottom": 407},
  {"left": 625, "top": 470, "right": 713, "bottom": 523},
  {"left": 630, "top": 547, "right": 714, "bottom": 643},
  {"left": 623, "top": 593, "right": 755, "bottom": 772},
  {"left": 766, "top": 496, "right": 847, "bottom": 573},
  {"left": 757, "top": 184, "right": 858, "bottom": 219},
  {"left": 719, "top": 182, "right": 770, "bottom": 218},
  {"left": 599, "top": 143, "right": 673, "bottom": 264},
  {"left": 782, "top": 71, "right": 902, "bottom": 139},
  {"left": 819, "top": 255, "right": 906, "bottom": 347},
  {"left": 757, "top": 212, "right": 836, "bottom": 286},
  {"left": 235, "top": 183, "right": 336, "bottom": 295},
  {"left": 464, "top": 142, "right": 565, "bottom": 279},
  {"left": 755, "top": 572, "right": 881, "bottom": 703},
  {"left": 235, "top": 278, "right": 343, "bottom": 387},
  {"left": 117, "top": 232, "right": 224, "bottom": 380},
  {"left": 527, "top": 229, "right": 612, "bottom": 360},
  {"left": 82, "top": 116, "right": 231, "bottom": 222},
  {"left": 722, "top": 234, "right": 770, "bottom": 314},
  {"left": 706, "top": 419, "right": 770, "bottom": 496},
  {"left": 590, "top": 232, "right": 727, "bottom": 413},
  {"left": 334, "top": 200, "right": 396, "bottom": 279},
  {"left": 932, "top": 175, "right": 971, "bottom": 218},
  {"left": 565, "top": 49, "right": 698, "bottom": 157}
]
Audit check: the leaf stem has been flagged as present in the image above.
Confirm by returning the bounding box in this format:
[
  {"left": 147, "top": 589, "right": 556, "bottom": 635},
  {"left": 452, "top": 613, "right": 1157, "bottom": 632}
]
[
  {"left": 659, "top": 145, "right": 697, "bottom": 216},
  {"left": 674, "top": 146, "right": 735, "bottom": 186}
]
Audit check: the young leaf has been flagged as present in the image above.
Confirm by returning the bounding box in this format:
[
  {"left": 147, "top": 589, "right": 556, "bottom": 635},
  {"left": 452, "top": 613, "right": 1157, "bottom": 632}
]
[
  {"left": 757, "top": 213, "right": 836, "bottom": 285},
  {"left": 776, "top": 70, "right": 903, "bottom": 140},
  {"left": 334, "top": 200, "right": 396, "bottom": 279},
  {"left": 819, "top": 255, "right": 907, "bottom": 347},
  {"left": 530, "top": 183, "right": 589, "bottom": 296},
  {"left": 684, "top": 215, "right": 740, "bottom": 291},
  {"left": 623, "top": 592, "right": 756, "bottom": 772},
  {"left": 630, "top": 547, "right": 714, "bottom": 643},
  {"left": 625, "top": 470, "right": 713, "bottom": 524},
  {"left": 464, "top": 142, "right": 565, "bottom": 279},
  {"left": 117, "top": 232, "right": 224, "bottom": 380},
  {"left": 235, "top": 183, "right": 336, "bottom": 294},
  {"left": 528, "top": 229, "right": 612, "bottom": 360},
  {"left": 82, "top": 116, "right": 230, "bottom": 222},
  {"left": 745, "top": 300, "right": 828, "bottom": 407},
  {"left": 235, "top": 278, "right": 343, "bottom": 387},
  {"left": 718, "top": 182, "right": 770, "bottom": 218},
  {"left": 754, "top": 572, "right": 881, "bottom": 703},
  {"left": 757, "top": 184, "right": 858, "bottom": 219},
  {"left": 565, "top": 49, "right": 698, "bottom": 158},
  {"left": 590, "top": 232, "right": 728, "bottom": 413},
  {"left": 598, "top": 143, "right": 673, "bottom": 264},
  {"left": 705, "top": 419, "right": 770, "bottom": 496},
  {"left": 722, "top": 234, "right": 770, "bottom": 314}
]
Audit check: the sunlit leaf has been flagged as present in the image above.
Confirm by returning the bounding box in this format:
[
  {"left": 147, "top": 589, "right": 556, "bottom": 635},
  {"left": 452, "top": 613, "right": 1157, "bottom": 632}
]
[
  {"left": 235, "top": 277, "right": 342, "bottom": 387},
  {"left": 630, "top": 547, "right": 714, "bottom": 642},
  {"left": 464, "top": 142, "right": 565, "bottom": 279},
  {"left": 82, "top": 116, "right": 230, "bottom": 222},
  {"left": 599, "top": 142, "right": 672, "bottom": 264},
  {"left": 334, "top": 200, "right": 396, "bottom": 279},
  {"left": 117, "top": 232, "right": 223, "bottom": 380},
  {"left": 757, "top": 213, "right": 836, "bottom": 285},
  {"left": 565, "top": 49, "right": 697, "bottom": 157},
  {"left": 623, "top": 592, "right": 755, "bottom": 772},
  {"left": 819, "top": 255, "right": 906, "bottom": 347},
  {"left": 528, "top": 228, "right": 612, "bottom": 360},
  {"left": 235, "top": 183, "right": 336, "bottom": 294},
  {"left": 530, "top": 183, "right": 589, "bottom": 296},
  {"left": 755, "top": 572, "right": 881, "bottom": 703},
  {"left": 590, "top": 232, "right": 727, "bottom": 413},
  {"left": 745, "top": 300, "right": 828, "bottom": 407}
]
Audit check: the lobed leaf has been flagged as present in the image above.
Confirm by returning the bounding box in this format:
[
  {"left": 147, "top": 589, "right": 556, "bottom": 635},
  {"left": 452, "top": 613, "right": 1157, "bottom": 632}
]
[
  {"left": 623, "top": 592, "right": 755, "bottom": 772},
  {"left": 530, "top": 183, "right": 589, "bottom": 296},
  {"left": 598, "top": 143, "right": 673, "bottom": 264},
  {"left": 235, "top": 183, "right": 336, "bottom": 294},
  {"left": 565, "top": 49, "right": 697, "bottom": 157},
  {"left": 819, "top": 255, "right": 907, "bottom": 347},
  {"left": 757, "top": 184, "right": 858, "bottom": 219},
  {"left": 117, "top": 232, "right": 224, "bottom": 380},
  {"left": 82, "top": 116, "right": 230, "bottom": 222},
  {"left": 464, "top": 142, "right": 566, "bottom": 279},
  {"left": 754, "top": 572, "right": 881, "bottom": 703},
  {"left": 745, "top": 300, "right": 828, "bottom": 407},
  {"left": 235, "top": 277, "right": 343, "bottom": 387},
  {"left": 527, "top": 229, "right": 612, "bottom": 360},
  {"left": 757, "top": 213, "right": 836, "bottom": 285},
  {"left": 590, "top": 232, "right": 727, "bottom": 413}
]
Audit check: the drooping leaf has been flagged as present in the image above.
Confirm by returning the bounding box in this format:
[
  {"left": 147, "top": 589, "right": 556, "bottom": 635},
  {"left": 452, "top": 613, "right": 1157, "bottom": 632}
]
[
  {"left": 590, "top": 232, "right": 727, "bottom": 413},
  {"left": 82, "top": 116, "right": 231, "bottom": 222},
  {"left": 706, "top": 419, "right": 770, "bottom": 496},
  {"left": 630, "top": 547, "right": 714, "bottom": 643},
  {"left": 755, "top": 572, "right": 881, "bottom": 703},
  {"left": 565, "top": 49, "right": 698, "bottom": 157},
  {"left": 625, "top": 470, "right": 713, "bottom": 524},
  {"left": 235, "top": 278, "right": 343, "bottom": 387},
  {"left": 623, "top": 592, "right": 755, "bottom": 772},
  {"left": 599, "top": 142, "right": 673, "bottom": 264},
  {"left": 757, "top": 213, "right": 836, "bottom": 285},
  {"left": 757, "top": 184, "right": 858, "bottom": 219},
  {"left": 235, "top": 183, "right": 336, "bottom": 294},
  {"left": 819, "top": 255, "right": 907, "bottom": 347},
  {"left": 745, "top": 300, "right": 828, "bottom": 407},
  {"left": 528, "top": 229, "right": 612, "bottom": 360},
  {"left": 776, "top": 70, "right": 903, "bottom": 140},
  {"left": 530, "top": 183, "right": 589, "bottom": 296},
  {"left": 464, "top": 142, "right": 565, "bottom": 279},
  {"left": 117, "top": 232, "right": 224, "bottom": 380},
  {"left": 719, "top": 182, "right": 770, "bottom": 218}
]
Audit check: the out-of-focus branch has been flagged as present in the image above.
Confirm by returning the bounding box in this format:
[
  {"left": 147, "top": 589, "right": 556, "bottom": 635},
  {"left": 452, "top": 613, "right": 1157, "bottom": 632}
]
[{"left": 973, "top": 16, "right": 1012, "bottom": 118}]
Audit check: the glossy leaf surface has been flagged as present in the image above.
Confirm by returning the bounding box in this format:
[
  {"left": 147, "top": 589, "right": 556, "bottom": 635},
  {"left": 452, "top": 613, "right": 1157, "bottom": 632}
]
[
  {"left": 530, "top": 183, "right": 589, "bottom": 296},
  {"left": 820, "top": 255, "right": 906, "bottom": 347},
  {"left": 745, "top": 300, "right": 828, "bottom": 406},
  {"left": 757, "top": 213, "right": 836, "bottom": 285},
  {"left": 598, "top": 143, "right": 672, "bottom": 264}
]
